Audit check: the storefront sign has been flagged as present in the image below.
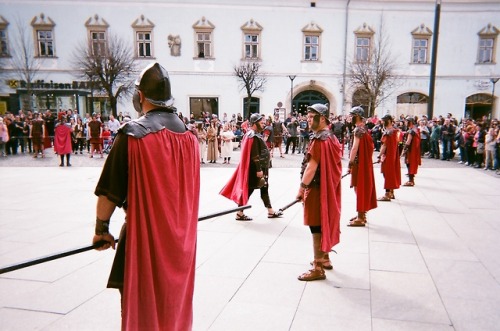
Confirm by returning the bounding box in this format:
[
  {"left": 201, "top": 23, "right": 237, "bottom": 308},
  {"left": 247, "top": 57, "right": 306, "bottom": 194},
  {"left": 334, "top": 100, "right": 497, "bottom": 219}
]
[{"left": 13, "top": 80, "right": 93, "bottom": 90}]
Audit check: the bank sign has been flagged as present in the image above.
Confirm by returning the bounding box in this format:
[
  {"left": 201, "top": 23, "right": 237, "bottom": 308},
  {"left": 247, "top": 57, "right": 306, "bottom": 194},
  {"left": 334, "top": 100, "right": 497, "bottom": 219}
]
[{"left": 8, "top": 80, "right": 94, "bottom": 90}]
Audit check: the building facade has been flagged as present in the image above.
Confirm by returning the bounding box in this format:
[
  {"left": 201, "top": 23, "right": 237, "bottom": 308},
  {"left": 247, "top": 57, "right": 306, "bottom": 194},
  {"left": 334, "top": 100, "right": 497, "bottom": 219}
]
[{"left": 0, "top": 0, "right": 499, "bottom": 120}]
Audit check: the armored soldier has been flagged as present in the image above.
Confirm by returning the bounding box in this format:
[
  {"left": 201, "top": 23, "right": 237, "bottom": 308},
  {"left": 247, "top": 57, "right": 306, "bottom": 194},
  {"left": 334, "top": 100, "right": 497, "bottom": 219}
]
[
  {"left": 31, "top": 112, "right": 45, "bottom": 158},
  {"left": 92, "top": 62, "right": 200, "bottom": 331},
  {"left": 347, "top": 106, "right": 377, "bottom": 227},
  {"left": 296, "top": 104, "right": 342, "bottom": 281},
  {"left": 221, "top": 113, "right": 282, "bottom": 220},
  {"left": 402, "top": 115, "right": 421, "bottom": 186},
  {"left": 377, "top": 114, "right": 401, "bottom": 201}
]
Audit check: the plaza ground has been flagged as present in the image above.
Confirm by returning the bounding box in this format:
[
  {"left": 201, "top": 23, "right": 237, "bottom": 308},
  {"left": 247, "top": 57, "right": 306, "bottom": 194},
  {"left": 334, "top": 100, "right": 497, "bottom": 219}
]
[{"left": 0, "top": 150, "right": 499, "bottom": 330}]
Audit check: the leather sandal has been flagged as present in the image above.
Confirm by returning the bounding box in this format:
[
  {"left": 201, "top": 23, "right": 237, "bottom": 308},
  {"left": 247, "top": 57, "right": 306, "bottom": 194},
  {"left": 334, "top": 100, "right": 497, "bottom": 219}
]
[
  {"left": 235, "top": 214, "right": 252, "bottom": 221},
  {"left": 268, "top": 211, "right": 283, "bottom": 218},
  {"left": 377, "top": 195, "right": 391, "bottom": 202},
  {"left": 298, "top": 262, "right": 326, "bottom": 281},
  {"left": 348, "top": 219, "right": 366, "bottom": 227},
  {"left": 403, "top": 181, "right": 414, "bottom": 187}
]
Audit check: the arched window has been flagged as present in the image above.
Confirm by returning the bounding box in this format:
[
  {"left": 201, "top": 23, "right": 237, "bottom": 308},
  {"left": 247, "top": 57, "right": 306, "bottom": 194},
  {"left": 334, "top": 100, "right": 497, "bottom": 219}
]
[
  {"left": 396, "top": 92, "right": 429, "bottom": 118},
  {"left": 465, "top": 93, "right": 493, "bottom": 120},
  {"left": 293, "top": 90, "right": 328, "bottom": 115}
]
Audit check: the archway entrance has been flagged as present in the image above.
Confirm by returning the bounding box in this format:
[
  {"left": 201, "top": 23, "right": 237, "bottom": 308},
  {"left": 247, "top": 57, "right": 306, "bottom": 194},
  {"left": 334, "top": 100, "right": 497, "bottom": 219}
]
[
  {"left": 465, "top": 93, "right": 492, "bottom": 120},
  {"left": 293, "top": 90, "right": 329, "bottom": 115},
  {"left": 396, "top": 92, "right": 429, "bottom": 119}
]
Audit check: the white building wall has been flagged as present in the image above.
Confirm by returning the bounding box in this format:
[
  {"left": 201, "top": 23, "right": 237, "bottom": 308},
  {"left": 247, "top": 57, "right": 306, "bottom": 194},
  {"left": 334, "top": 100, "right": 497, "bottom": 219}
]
[{"left": 1, "top": 0, "right": 499, "bottom": 119}]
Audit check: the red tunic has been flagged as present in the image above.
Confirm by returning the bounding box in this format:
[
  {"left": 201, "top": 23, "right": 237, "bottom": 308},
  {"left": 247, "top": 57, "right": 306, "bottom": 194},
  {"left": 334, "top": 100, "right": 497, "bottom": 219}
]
[
  {"left": 303, "top": 133, "right": 343, "bottom": 251},
  {"left": 31, "top": 119, "right": 44, "bottom": 145},
  {"left": 406, "top": 128, "right": 421, "bottom": 175},
  {"left": 380, "top": 128, "right": 401, "bottom": 190},
  {"left": 220, "top": 134, "right": 253, "bottom": 205},
  {"left": 350, "top": 127, "right": 377, "bottom": 213},
  {"left": 88, "top": 121, "right": 102, "bottom": 145},
  {"left": 122, "top": 130, "right": 200, "bottom": 331},
  {"left": 53, "top": 124, "right": 72, "bottom": 155}
]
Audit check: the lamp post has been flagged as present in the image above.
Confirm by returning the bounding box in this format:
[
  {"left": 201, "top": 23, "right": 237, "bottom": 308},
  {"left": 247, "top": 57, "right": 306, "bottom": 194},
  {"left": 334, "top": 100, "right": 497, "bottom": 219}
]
[
  {"left": 491, "top": 78, "right": 499, "bottom": 117},
  {"left": 288, "top": 75, "right": 296, "bottom": 116}
]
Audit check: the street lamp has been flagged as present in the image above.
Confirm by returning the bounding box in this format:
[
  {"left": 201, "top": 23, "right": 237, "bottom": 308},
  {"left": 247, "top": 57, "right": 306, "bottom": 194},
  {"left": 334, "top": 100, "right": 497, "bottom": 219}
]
[
  {"left": 288, "top": 75, "right": 296, "bottom": 116},
  {"left": 491, "top": 77, "right": 499, "bottom": 117}
]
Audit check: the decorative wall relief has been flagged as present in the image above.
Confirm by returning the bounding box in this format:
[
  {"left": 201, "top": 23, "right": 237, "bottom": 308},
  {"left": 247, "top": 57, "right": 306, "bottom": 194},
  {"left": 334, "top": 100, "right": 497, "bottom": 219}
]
[{"left": 168, "top": 35, "right": 181, "bottom": 56}]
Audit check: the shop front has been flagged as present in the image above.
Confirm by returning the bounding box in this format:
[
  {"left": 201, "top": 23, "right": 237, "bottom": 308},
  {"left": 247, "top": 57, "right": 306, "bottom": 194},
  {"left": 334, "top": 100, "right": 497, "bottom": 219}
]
[{"left": 5, "top": 79, "right": 109, "bottom": 118}]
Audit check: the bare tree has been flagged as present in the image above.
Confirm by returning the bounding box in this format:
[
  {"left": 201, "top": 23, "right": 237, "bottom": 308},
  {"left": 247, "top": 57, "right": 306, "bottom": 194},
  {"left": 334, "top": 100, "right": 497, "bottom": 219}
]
[
  {"left": 347, "top": 21, "right": 402, "bottom": 117},
  {"left": 9, "top": 16, "right": 40, "bottom": 110},
  {"left": 234, "top": 62, "right": 267, "bottom": 118},
  {"left": 72, "top": 33, "right": 137, "bottom": 117}
]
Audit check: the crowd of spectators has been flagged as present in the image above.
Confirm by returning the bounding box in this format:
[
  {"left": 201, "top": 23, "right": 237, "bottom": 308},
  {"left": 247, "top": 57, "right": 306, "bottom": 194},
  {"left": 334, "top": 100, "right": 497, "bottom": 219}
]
[
  {"left": 184, "top": 111, "right": 244, "bottom": 164},
  {"left": 328, "top": 112, "right": 500, "bottom": 175},
  {"left": 2, "top": 108, "right": 499, "bottom": 176},
  {"left": 0, "top": 109, "right": 132, "bottom": 158}
]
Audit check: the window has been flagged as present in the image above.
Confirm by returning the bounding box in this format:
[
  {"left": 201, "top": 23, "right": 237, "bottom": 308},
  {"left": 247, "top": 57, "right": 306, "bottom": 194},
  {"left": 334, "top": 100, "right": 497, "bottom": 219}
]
[
  {"left": 90, "top": 31, "right": 107, "bottom": 57},
  {"left": 132, "top": 15, "right": 155, "bottom": 58},
  {"left": 31, "top": 13, "right": 56, "bottom": 57},
  {"left": 36, "top": 30, "right": 54, "bottom": 57},
  {"left": 241, "top": 19, "right": 263, "bottom": 60},
  {"left": 477, "top": 24, "right": 498, "bottom": 64},
  {"left": 302, "top": 22, "right": 322, "bottom": 62},
  {"left": 478, "top": 38, "right": 494, "bottom": 63},
  {"left": 193, "top": 17, "right": 215, "bottom": 59},
  {"left": 0, "top": 16, "right": 9, "bottom": 57},
  {"left": 0, "top": 28, "right": 8, "bottom": 57},
  {"left": 196, "top": 32, "right": 211, "bottom": 58},
  {"left": 244, "top": 34, "right": 259, "bottom": 59},
  {"left": 304, "top": 35, "right": 319, "bottom": 61},
  {"left": 411, "top": 24, "right": 432, "bottom": 64},
  {"left": 412, "top": 38, "right": 428, "bottom": 63},
  {"left": 356, "top": 37, "right": 370, "bottom": 62},
  {"left": 353, "top": 23, "right": 374, "bottom": 63},
  {"left": 137, "top": 31, "right": 152, "bottom": 57},
  {"left": 85, "top": 14, "right": 109, "bottom": 57},
  {"left": 243, "top": 97, "right": 260, "bottom": 119},
  {"left": 190, "top": 97, "right": 218, "bottom": 119}
]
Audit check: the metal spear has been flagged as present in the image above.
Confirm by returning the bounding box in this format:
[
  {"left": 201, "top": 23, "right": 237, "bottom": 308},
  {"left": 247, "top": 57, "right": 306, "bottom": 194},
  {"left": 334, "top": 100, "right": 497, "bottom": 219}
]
[{"left": 0, "top": 205, "right": 251, "bottom": 274}]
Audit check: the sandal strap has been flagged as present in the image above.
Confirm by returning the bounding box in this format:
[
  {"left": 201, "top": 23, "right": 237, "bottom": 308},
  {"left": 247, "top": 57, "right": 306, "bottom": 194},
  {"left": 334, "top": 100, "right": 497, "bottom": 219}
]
[
  {"left": 236, "top": 214, "right": 252, "bottom": 221},
  {"left": 298, "top": 268, "right": 326, "bottom": 281}
]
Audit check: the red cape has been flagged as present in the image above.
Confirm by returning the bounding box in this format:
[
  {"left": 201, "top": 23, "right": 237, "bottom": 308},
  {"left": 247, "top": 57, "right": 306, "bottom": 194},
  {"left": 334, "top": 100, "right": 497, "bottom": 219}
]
[
  {"left": 318, "top": 135, "right": 343, "bottom": 251},
  {"left": 220, "top": 134, "right": 253, "bottom": 205},
  {"left": 122, "top": 130, "right": 200, "bottom": 331},
  {"left": 407, "top": 128, "right": 421, "bottom": 175},
  {"left": 53, "top": 124, "right": 72, "bottom": 154},
  {"left": 353, "top": 132, "right": 377, "bottom": 212},
  {"left": 380, "top": 129, "right": 401, "bottom": 189},
  {"left": 43, "top": 124, "right": 52, "bottom": 149}
]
